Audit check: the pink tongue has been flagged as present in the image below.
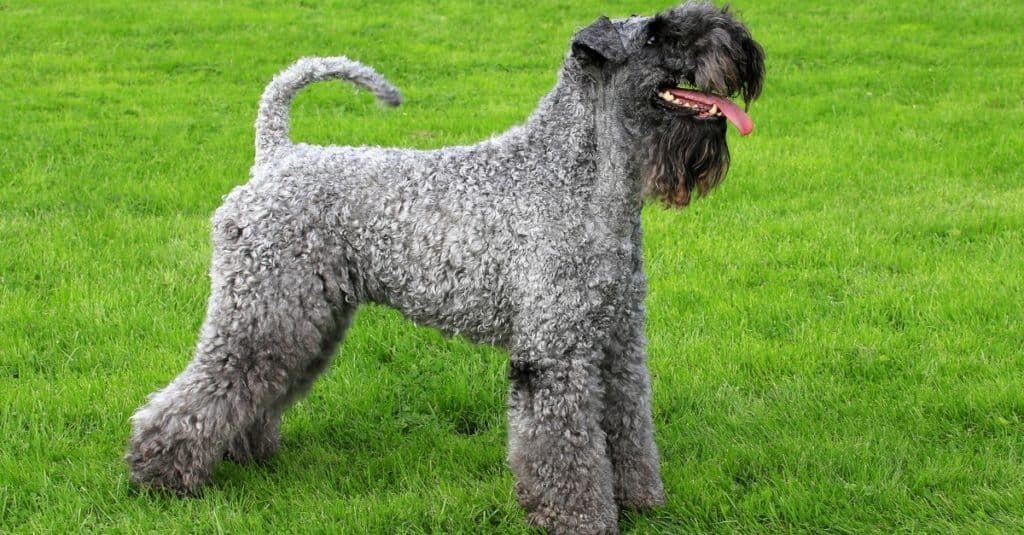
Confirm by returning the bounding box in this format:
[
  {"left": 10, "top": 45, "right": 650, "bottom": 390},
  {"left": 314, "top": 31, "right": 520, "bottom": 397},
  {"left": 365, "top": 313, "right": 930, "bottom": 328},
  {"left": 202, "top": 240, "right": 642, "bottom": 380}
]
[{"left": 668, "top": 88, "right": 754, "bottom": 136}]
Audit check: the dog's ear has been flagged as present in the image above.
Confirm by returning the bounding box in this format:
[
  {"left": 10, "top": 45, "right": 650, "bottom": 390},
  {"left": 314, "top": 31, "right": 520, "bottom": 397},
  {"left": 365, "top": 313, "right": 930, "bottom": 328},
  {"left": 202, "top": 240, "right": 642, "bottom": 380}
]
[{"left": 571, "top": 16, "right": 627, "bottom": 66}]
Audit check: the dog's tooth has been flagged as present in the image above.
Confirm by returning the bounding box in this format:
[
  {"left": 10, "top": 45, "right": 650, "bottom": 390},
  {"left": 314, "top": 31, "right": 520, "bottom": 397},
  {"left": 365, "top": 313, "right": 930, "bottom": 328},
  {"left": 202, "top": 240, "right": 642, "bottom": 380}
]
[{"left": 708, "top": 104, "right": 718, "bottom": 115}]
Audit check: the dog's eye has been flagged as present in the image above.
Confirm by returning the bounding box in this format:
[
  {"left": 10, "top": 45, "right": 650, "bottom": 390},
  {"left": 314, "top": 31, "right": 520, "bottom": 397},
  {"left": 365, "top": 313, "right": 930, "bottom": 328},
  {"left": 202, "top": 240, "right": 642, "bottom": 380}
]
[{"left": 645, "top": 35, "right": 657, "bottom": 46}]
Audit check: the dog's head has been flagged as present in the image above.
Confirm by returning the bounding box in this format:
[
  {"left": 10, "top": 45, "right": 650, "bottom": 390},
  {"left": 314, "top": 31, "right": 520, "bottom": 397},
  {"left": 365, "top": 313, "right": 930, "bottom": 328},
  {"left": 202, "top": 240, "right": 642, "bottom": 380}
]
[{"left": 570, "top": 2, "right": 765, "bottom": 206}]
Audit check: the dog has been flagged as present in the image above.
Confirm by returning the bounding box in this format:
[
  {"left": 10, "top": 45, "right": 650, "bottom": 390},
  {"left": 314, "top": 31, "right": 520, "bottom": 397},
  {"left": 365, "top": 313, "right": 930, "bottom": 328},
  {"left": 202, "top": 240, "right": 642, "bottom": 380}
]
[{"left": 127, "top": 3, "right": 764, "bottom": 533}]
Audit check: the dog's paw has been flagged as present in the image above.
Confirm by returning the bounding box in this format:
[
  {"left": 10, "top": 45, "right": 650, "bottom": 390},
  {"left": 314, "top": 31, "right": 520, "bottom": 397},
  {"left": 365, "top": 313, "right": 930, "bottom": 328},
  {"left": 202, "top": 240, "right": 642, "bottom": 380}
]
[
  {"left": 615, "top": 484, "right": 666, "bottom": 511},
  {"left": 517, "top": 481, "right": 620, "bottom": 534},
  {"left": 224, "top": 427, "right": 280, "bottom": 465},
  {"left": 614, "top": 465, "right": 666, "bottom": 510},
  {"left": 125, "top": 438, "right": 210, "bottom": 496},
  {"left": 525, "top": 508, "right": 619, "bottom": 535}
]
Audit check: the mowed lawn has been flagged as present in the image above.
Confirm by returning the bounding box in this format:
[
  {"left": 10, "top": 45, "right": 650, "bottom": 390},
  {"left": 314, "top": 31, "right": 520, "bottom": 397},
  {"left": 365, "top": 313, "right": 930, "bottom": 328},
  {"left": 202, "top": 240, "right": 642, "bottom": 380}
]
[{"left": 2, "top": 0, "right": 1022, "bottom": 532}]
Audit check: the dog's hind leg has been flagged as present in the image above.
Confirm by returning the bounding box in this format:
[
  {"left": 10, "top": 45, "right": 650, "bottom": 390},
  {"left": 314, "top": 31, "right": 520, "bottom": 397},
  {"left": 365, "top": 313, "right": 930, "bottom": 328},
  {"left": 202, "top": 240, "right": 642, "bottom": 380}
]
[
  {"left": 225, "top": 305, "right": 355, "bottom": 464},
  {"left": 126, "top": 240, "right": 348, "bottom": 494}
]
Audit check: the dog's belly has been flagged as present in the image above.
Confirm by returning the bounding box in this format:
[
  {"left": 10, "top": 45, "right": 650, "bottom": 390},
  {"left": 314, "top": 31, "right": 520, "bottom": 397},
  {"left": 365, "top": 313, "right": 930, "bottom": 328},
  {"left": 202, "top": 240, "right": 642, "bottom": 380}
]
[
  {"left": 379, "top": 281, "right": 514, "bottom": 347},
  {"left": 311, "top": 149, "right": 520, "bottom": 345},
  {"left": 347, "top": 210, "right": 517, "bottom": 346},
  {"left": 245, "top": 144, "right": 548, "bottom": 346}
]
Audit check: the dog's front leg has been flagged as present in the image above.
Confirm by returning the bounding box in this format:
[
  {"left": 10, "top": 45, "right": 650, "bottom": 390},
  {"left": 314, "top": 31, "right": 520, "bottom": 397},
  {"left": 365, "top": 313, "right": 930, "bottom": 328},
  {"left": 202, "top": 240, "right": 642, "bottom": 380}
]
[
  {"left": 506, "top": 340, "right": 618, "bottom": 535},
  {"left": 600, "top": 298, "right": 666, "bottom": 510}
]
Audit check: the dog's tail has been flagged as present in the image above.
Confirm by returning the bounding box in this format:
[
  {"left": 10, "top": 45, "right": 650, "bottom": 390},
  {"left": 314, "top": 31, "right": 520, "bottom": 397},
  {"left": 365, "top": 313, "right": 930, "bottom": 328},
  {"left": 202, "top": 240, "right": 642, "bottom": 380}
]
[{"left": 254, "top": 56, "right": 402, "bottom": 164}]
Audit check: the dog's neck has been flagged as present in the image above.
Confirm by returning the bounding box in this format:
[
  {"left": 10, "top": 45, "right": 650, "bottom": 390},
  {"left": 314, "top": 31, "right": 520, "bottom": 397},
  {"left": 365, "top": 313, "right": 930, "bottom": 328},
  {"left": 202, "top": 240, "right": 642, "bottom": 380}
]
[{"left": 516, "top": 63, "right": 645, "bottom": 226}]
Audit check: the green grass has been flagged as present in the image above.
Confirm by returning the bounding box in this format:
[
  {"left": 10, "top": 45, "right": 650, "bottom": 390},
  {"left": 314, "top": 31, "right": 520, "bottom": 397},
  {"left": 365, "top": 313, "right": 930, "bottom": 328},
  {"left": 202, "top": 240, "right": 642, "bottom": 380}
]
[{"left": 2, "top": 0, "right": 1022, "bottom": 532}]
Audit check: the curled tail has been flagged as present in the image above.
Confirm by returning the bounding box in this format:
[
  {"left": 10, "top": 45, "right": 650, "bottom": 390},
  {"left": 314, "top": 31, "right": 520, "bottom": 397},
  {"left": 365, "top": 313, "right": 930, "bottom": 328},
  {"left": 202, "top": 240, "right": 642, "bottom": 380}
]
[{"left": 254, "top": 56, "right": 402, "bottom": 164}]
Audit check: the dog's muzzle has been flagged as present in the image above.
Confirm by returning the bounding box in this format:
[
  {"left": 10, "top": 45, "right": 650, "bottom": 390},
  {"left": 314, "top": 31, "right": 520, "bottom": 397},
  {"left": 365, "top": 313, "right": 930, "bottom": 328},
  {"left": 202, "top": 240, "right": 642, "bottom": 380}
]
[{"left": 656, "top": 87, "right": 754, "bottom": 136}]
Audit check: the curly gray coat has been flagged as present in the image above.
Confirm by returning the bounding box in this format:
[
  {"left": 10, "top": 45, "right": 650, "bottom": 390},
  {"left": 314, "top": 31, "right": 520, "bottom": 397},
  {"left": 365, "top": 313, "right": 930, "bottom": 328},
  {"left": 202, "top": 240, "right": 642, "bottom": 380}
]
[{"left": 127, "top": 3, "right": 764, "bottom": 534}]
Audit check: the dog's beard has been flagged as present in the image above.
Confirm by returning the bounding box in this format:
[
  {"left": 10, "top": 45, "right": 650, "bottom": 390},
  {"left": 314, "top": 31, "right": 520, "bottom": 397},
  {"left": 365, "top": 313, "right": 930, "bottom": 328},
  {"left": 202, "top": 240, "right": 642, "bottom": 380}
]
[{"left": 640, "top": 119, "right": 730, "bottom": 207}]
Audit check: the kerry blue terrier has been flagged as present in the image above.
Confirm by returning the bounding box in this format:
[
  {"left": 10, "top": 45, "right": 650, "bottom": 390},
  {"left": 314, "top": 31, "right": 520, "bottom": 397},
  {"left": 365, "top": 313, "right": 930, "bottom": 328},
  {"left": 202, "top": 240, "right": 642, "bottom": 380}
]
[{"left": 127, "top": 2, "right": 764, "bottom": 533}]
